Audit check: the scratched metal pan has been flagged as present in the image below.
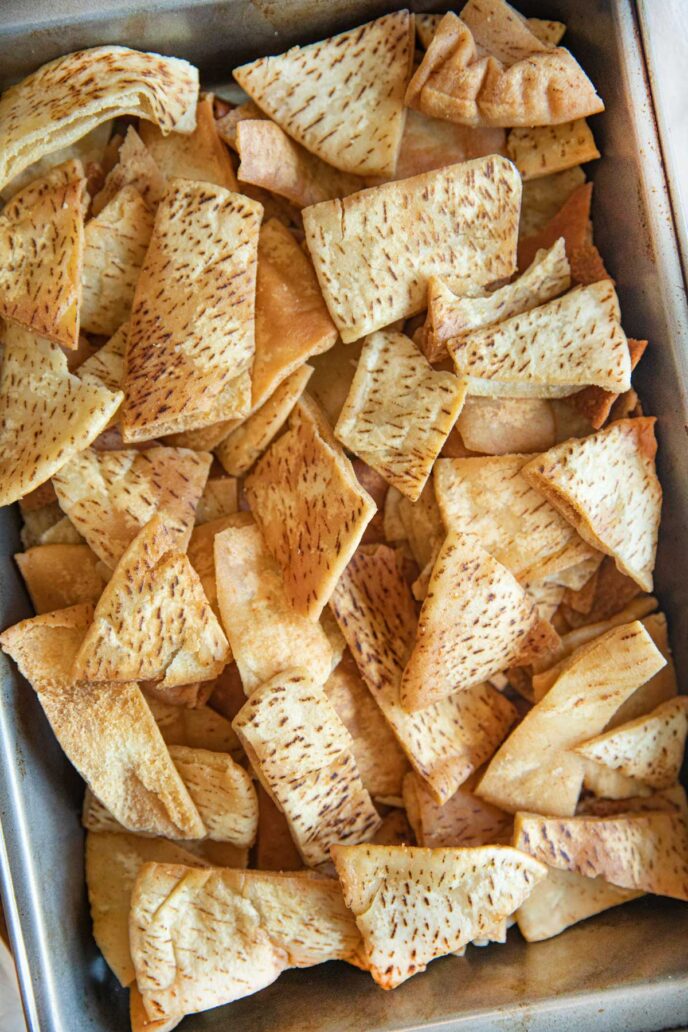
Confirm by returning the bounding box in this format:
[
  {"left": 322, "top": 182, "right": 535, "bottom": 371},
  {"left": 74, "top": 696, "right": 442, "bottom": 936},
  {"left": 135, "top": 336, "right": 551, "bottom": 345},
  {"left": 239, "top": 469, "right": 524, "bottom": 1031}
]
[{"left": 0, "top": 1, "right": 687, "bottom": 1029}]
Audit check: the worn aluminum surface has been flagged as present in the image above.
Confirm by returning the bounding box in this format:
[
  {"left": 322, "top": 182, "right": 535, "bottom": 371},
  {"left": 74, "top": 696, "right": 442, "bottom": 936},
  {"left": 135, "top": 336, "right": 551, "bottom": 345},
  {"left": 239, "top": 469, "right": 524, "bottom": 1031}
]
[{"left": 0, "top": 2, "right": 687, "bottom": 1030}]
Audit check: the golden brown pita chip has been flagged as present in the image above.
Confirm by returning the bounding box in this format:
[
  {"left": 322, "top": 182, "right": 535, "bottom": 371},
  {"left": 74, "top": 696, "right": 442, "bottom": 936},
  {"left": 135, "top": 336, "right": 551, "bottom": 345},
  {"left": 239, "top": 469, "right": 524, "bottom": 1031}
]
[
  {"left": 185, "top": 513, "right": 249, "bottom": 631},
  {"left": 193, "top": 477, "right": 238, "bottom": 525},
  {"left": 392, "top": 109, "right": 506, "bottom": 181},
  {"left": 520, "top": 166, "right": 586, "bottom": 237},
  {"left": 507, "top": 119, "right": 599, "bottom": 181},
  {"left": 371, "top": 809, "right": 415, "bottom": 846},
  {"left": 166, "top": 745, "right": 257, "bottom": 845},
  {"left": 415, "top": 11, "right": 564, "bottom": 50},
  {"left": 415, "top": 12, "right": 442, "bottom": 48},
  {"left": 518, "top": 180, "right": 592, "bottom": 271},
  {"left": 15, "top": 544, "right": 107, "bottom": 614},
  {"left": 255, "top": 784, "right": 303, "bottom": 872},
  {"left": 145, "top": 693, "right": 241, "bottom": 756},
  {"left": 1, "top": 121, "right": 110, "bottom": 204},
  {"left": 576, "top": 785, "right": 688, "bottom": 818},
  {"left": 403, "top": 771, "right": 512, "bottom": 848},
  {"left": 516, "top": 866, "right": 642, "bottom": 942},
  {"left": 138, "top": 94, "right": 237, "bottom": 190},
  {"left": 0, "top": 605, "right": 204, "bottom": 838},
  {"left": 216, "top": 100, "right": 265, "bottom": 149},
  {"left": 522, "top": 418, "right": 662, "bottom": 592},
  {"left": 0, "top": 325, "right": 123, "bottom": 506},
  {"left": 303, "top": 155, "right": 521, "bottom": 343},
  {"left": 91, "top": 126, "right": 166, "bottom": 216},
  {"left": 332, "top": 843, "right": 546, "bottom": 988},
  {"left": 53, "top": 446, "right": 211, "bottom": 568},
  {"left": 234, "top": 12, "right": 414, "bottom": 177},
  {"left": 570, "top": 338, "right": 648, "bottom": 431},
  {"left": 18, "top": 481, "right": 58, "bottom": 513},
  {"left": 122, "top": 179, "right": 261, "bottom": 442},
  {"left": 73, "top": 515, "right": 229, "bottom": 687},
  {"left": 78, "top": 322, "right": 127, "bottom": 393}
]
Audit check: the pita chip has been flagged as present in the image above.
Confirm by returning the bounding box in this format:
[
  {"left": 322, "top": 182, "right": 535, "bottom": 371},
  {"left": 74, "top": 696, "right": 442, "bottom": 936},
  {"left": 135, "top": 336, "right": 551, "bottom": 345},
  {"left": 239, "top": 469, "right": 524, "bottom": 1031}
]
[
  {"left": 610, "top": 612, "right": 678, "bottom": 728},
  {"left": 393, "top": 109, "right": 506, "bottom": 182},
  {"left": 507, "top": 119, "right": 599, "bottom": 181},
  {"left": 255, "top": 784, "right": 303, "bottom": 872},
  {"left": 414, "top": 11, "right": 564, "bottom": 50},
  {"left": 403, "top": 772, "right": 512, "bottom": 848},
  {"left": 185, "top": 513, "right": 249, "bottom": 631},
  {"left": 53, "top": 446, "right": 211, "bottom": 569},
  {"left": 477, "top": 622, "right": 667, "bottom": 816},
  {"left": 1, "top": 120, "right": 109, "bottom": 205},
  {"left": 193, "top": 477, "right": 238, "bottom": 525},
  {"left": 216, "top": 100, "right": 265, "bottom": 149},
  {"left": 73, "top": 515, "right": 229, "bottom": 687},
  {"left": 138, "top": 94, "right": 237, "bottom": 190},
  {"left": 166, "top": 745, "right": 257, "bottom": 845},
  {"left": 520, "top": 166, "right": 586, "bottom": 237},
  {"left": 570, "top": 338, "right": 648, "bottom": 431},
  {"left": 130, "top": 985, "right": 182, "bottom": 1032},
  {"left": 234, "top": 12, "right": 414, "bottom": 177},
  {"left": 516, "top": 866, "right": 642, "bottom": 942},
  {"left": 332, "top": 843, "right": 546, "bottom": 988},
  {"left": 122, "top": 179, "right": 261, "bottom": 442},
  {"left": 0, "top": 605, "right": 204, "bottom": 839},
  {"left": 303, "top": 155, "right": 521, "bottom": 342},
  {"left": 455, "top": 396, "right": 556, "bottom": 456},
  {"left": 335, "top": 331, "right": 466, "bottom": 501},
  {"left": 415, "top": 12, "right": 442, "bottom": 48},
  {"left": 91, "top": 126, "right": 166, "bottom": 216},
  {"left": 518, "top": 181, "right": 596, "bottom": 272},
  {"left": 79, "top": 323, "right": 127, "bottom": 393},
  {"left": 372, "top": 810, "right": 415, "bottom": 847},
  {"left": 15, "top": 544, "right": 107, "bottom": 614},
  {"left": 232, "top": 669, "right": 381, "bottom": 869},
  {"left": 145, "top": 694, "right": 241, "bottom": 757},
  {"left": 522, "top": 418, "right": 662, "bottom": 592}
]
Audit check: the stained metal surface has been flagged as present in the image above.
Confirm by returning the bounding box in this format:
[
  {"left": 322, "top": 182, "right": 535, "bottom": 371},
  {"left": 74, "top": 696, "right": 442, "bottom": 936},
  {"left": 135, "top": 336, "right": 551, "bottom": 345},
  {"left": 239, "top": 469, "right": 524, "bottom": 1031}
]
[{"left": 0, "top": 1, "right": 687, "bottom": 1030}]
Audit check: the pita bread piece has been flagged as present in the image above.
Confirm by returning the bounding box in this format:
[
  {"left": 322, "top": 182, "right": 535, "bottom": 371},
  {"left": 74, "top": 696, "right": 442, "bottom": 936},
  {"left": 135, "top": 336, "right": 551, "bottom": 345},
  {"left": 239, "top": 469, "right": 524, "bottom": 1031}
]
[
  {"left": 232, "top": 669, "right": 381, "bottom": 869},
  {"left": 516, "top": 866, "right": 642, "bottom": 942},
  {"left": 522, "top": 417, "right": 662, "bottom": 592},
  {"left": 91, "top": 126, "right": 166, "bottom": 216},
  {"left": 15, "top": 544, "right": 107, "bottom": 614},
  {"left": 193, "top": 477, "right": 238, "bottom": 524},
  {"left": 456, "top": 397, "right": 557, "bottom": 457},
  {"left": 216, "top": 100, "right": 266, "bottom": 149},
  {"left": 78, "top": 322, "right": 127, "bottom": 393},
  {"left": 0, "top": 605, "right": 204, "bottom": 839},
  {"left": 335, "top": 330, "right": 466, "bottom": 501},
  {"left": 73, "top": 514, "right": 229, "bottom": 688},
  {"left": 332, "top": 843, "right": 546, "bottom": 988},
  {"left": 185, "top": 513, "right": 249, "bottom": 631},
  {"left": 145, "top": 693, "right": 241, "bottom": 756},
  {"left": 234, "top": 12, "right": 414, "bottom": 177},
  {"left": 477, "top": 621, "right": 666, "bottom": 816},
  {"left": 303, "top": 155, "right": 521, "bottom": 342},
  {"left": 255, "top": 784, "right": 303, "bottom": 872},
  {"left": 393, "top": 108, "right": 506, "bottom": 182},
  {"left": 0, "top": 325, "right": 123, "bottom": 507},
  {"left": 1, "top": 120, "right": 109, "bottom": 205},
  {"left": 139, "top": 94, "right": 237, "bottom": 190},
  {"left": 130, "top": 985, "right": 182, "bottom": 1032},
  {"left": 122, "top": 179, "right": 261, "bottom": 442},
  {"left": 518, "top": 181, "right": 603, "bottom": 275},
  {"left": 520, "top": 166, "right": 586, "bottom": 237},
  {"left": 507, "top": 119, "right": 599, "bottom": 181},
  {"left": 53, "top": 446, "right": 211, "bottom": 569},
  {"left": 404, "top": 771, "right": 512, "bottom": 848},
  {"left": 166, "top": 745, "right": 257, "bottom": 845},
  {"left": 570, "top": 338, "right": 648, "bottom": 431},
  {"left": 414, "top": 11, "right": 565, "bottom": 50}
]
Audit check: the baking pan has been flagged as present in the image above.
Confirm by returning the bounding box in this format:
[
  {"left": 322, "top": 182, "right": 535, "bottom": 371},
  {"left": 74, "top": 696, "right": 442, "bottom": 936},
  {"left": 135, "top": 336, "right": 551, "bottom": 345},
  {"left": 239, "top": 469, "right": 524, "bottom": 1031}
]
[{"left": 1, "top": 2, "right": 687, "bottom": 1030}]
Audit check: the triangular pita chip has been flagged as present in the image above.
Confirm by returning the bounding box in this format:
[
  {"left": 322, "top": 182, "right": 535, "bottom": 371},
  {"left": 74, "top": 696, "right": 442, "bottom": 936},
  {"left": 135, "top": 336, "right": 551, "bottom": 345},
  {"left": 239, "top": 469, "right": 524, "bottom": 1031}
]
[
  {"left": 0, "top": 605, "right": 204, "bottom": 838},
  {"left": 403, "top": 771, "right": 512, "bottom": 848},
  {"left": 507, "top": 119, "right": 599, "bottom": 181},
  {"left": 122, "top": 179, "right": 261, "bottom": 442},
  {"left": 302, "top": 155, "right": 521, "bottom": 343},
  {"left": 91, "top": 126, "right": 166, "bottom": 216},
  {"left": 0, "top": 46, "right": 198, "bottom": 194},
  {"left": 477, "top": 621, "right": 666, "bottom": 816},
  {"left": 520, "top": 166, "right": 586, "bottom": 237},
  {"left": 145, "top": 693, "right": 241, "bottom": 757},
  {"left": 518, "top": 181, "right": 595, "bottom": 272},
  {"left": 308, "top": 338, "right": 365, "bottom": 431},
  {"left": 166, "top": 745, "right": 257, "bottom": 845},
  {"left": 53, "top": 446, "right": 211, "bottom": 568},
  {"left": 516, "top": 866, "right": 642, "bottom": 943},
  {"left": 234, "top": 12, "right": 414, "bottom": 176},
  {"left": 193, "top": 477, "right": 238, "bottom": 525},
  {"left": 335, "top": 330, "right": 467, "bottom": 502},
  {"left": 73, "top": 515, "right": 229, "bottom": 687},
  {"left": 570, "top": 338, "right": 648, "bottom": 431},
  {"left": 331, "top": 843, "right": 546, "bottom": 988},
  {"left": 138, "top": 94, "right": 237, "bottom": 190},
  {"left": 232, "top": 669, "right": 381, "bottom": 869},
  {"left": 15, "top": 543, "right": 107, "bottom": 614},
  {"left": 78, "top": 322, "right": 127, "bottom": 393},
  {"left": 392, "top": 109, "right": 506, "bottom": 182},
  {"left": 414, "top": 11, "right": 565, "bottom": 50},
  {"left": 244, "top": 395, "right": 376, "bottom": 618},
  {"left": 0, "top": 325, "right": 123, "bottom": 506},
  {"left": 522, "top": 417, "right": 662, "bottom": 591},
  {"left": 255, "top": 784, "right": 303, "bottom": 872}
]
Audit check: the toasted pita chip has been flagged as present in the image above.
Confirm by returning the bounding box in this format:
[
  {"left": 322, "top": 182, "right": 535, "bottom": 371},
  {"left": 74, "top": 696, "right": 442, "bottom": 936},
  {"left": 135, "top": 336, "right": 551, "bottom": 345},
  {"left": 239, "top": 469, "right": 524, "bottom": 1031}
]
[
  {"left": 1, "top": 121, "right": 110, "bottom": 204},
  {"left": 415, "top": 11, "right": 564, "bottom": 50},
  {"left": 15, "top": 544, "right": 107, "bottom": 613},
  {"left": 122, "top": 180, "right": 261, "bottom": 442},
  {"left": 130, "top": 863, "right": 363, "bottom": 1022},
  {"left": 193, "top": 477, "right": 238, "bottom": 525},
  {"left": 516, "top": 866, "right": 642, "bottom": 942},
  {"left": 577, "top": 785, "right": 688, "bottom": 818},
  {"left": 400, "top": 532, "right": 541, "bottom": 711},
  {"left": 216, "top": 100, "right": 265, "bottom": 149},
  {"left": 403, "top": 772, "right": 512, "bottom": 848},
  {"left": 393, "top": 109, "right": 506, "bottom": 181},
  {"left": 255, "top": 784, "right": 303, "bottom": 871},
  {"left": 330, "top": 545, "right": 517, "bottom": 803},
  {"left": 372, "top": 809, "right": 415, "bottom": 846},
  {"left": 185, "top": 513, "right": 249, "bottom": 632},
  {"left": 19, "top": 481, "right": 58, "bottom": 513},
  {"left": 332, "top": 843, "right": 546, "bottom": 988},
  {"left": 477, "top": 622, "right": 666, "bottom": 816},
  {"left": 518, "top": 180, "right": 593, "bottom": 271},
  {"left": 303, "top": 155, "right": 521, "bottom": 343},
  {"left": 522, "top": 418, "right": 661, "bottom": 592},
  {"left": 580, "top": 757, "right": 652, "bottom": 801},
  {"left": 415, "top": 12, "right": 442, "bottom": 48},
  {"left": 91, "top": 126, "right": 166, "bottom": 216},
  {"left": 73, "top": 515, "right": 229, "bottom": 687},
  {"left": 145, "top": 693, "right": 241, "bottom": 756},
  {"left": 214, "top": 521, "right": 334, "bottom": 694},
  {"left": 53, "top": 446, "right": 210, "bottom": 569},
  {"left": 514, "top": 810, "right": 688, "bottom": 901},
  {"left": 520, "top": 166, "right": 586, "bottom": 237},
  {"left": 39, "top": 515, "right": 84, "bottom": 545},
  {"left": 139, "top": 94, "right": 237, "bottom": 190},
  {"left": 232, "top": 669, "right": 380, "bottom": 869},
  {"left": 234, "top": 12, "right": 413, "bottom": 177},
  {"left": 79, "top": 323, "right": 127, "bottom": 393},
  {"left": 144, "top": 680, "right": 215, "bottom": 709},
  {"left": 456, "top": 396, "right": 557, "bottom": 456},
  {"left": 335, "top": 330, "right": 467, "bottom": 501},
  {"left": 166, "top": 745, "right": 257, "bottom": 845},
  {"left": 0, "top": 605, "right": 204, "bottom": 838},
  {"left": 570, "top": 338, "right": 648, "bottom": 431},
  {"left": 507, "top": 120, "right": 599, "bottom": 181},
  {"left": 305, "top": 338, "right": 364, "bottom": 429},
  {"left": 130, "top": 984, "right": 182, "bottom": 1032},
  {"left": 0, "top": 326, "right": 123, "bottom": 506}
]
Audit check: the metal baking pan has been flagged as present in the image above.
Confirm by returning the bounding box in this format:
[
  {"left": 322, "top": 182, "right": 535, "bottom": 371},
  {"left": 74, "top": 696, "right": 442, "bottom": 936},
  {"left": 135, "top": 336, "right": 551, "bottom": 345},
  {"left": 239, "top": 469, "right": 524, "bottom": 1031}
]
[{"left": 0, "top": 1, "right": 687, "bottom": 1030}]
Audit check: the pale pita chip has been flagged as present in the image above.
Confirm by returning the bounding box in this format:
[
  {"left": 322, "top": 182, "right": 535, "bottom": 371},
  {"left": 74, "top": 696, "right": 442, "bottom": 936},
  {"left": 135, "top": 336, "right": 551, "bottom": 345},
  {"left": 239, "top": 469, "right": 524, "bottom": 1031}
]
[
  {"left": 580, "top": 758, "right": 651, "bottom": 802},
  {"left": 80, "top": 185, "right": 155, "bottom": 336},
  {"left": 73, "top": 515, "right": 229, "bottom": 687},
  {"left": 186, "top": 512, "right": 249, "bottom": 630},
  {"left": 569, "top": 337, "right": 648, "bottom": 431},
  {"left": 0, "top": 326, "right": 123, "bottom": 507},
  {"left": 403, "top": 771, "right": 512, "bottom": 848},
  {"left": 91, "top": 126, "right": 166, "bottom": 216},
  {"left": 477, "top": 622, "right": 666, "bottom": 816},
  {"left": 507, "top": 119, "right": 600, "bottom": 180},
  {"left": 303, "top": 155, "right": 521, "bottom": 343},
  {"left": 234, "top": 12, "right": 414, "bottom": 177},
  {"left": 255, "top": 784, "right": 303, "bottom": 871},
  {"left": 78, "top": 322, "right": 127, "bottom": 393},
  {"left": 144, "top": 693, "right": 241, "bottom": 757},
  {"left": 0, "top": 605, "right": 204, "bottom": 839},
  {"left": 166, "top": 745, "right": 257, "bottom": 845},
  {"left": 15, "top": 544, "right": 107, "bottom": 613},
  {"left": 122, "top": 179, "right": 261, "bottom": 442},
  {"left": 514, "top": 810, "right": 688, "bottom": 901},
  {"left": 516, "top": 866, "right": 642, "bottom": 942},
  {"left": 331, "top": 843, "right": 546, "bottom": 988},
  {"left": 520, "top": 166, "right": 586, "bottom": 237},
  {"left": 609, "top": 612, "right": 678, "bottom": 728},
  {"left": 193, "top": 477, "right": 238, "bottom": 525},
  {"left": 53, "top": 446, "right": 211, "bottom": 568},
  {"left": 518, "top": 180, "right": 592, "bottom": 271},
  {"left": 244, "top": 395, "right": 376, "bottom": 618},
  {"left": 138, "top": 94, "right": 237, "bottom": 190},
  {"left": 522, "top": 418, "right": 662, "bottom": 592},
  {"left": 232, "top": 669, "right": 380, "bottom": 869},
  {"left": 1, "top": 121, "right": 110, "bottom": 204}
]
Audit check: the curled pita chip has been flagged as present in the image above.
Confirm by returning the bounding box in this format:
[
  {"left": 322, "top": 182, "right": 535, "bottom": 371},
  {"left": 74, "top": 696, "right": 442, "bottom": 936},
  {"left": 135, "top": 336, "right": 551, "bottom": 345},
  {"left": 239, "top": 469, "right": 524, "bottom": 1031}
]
[
  {"left": 477, "top": 622, "right": 666, "bottom": 816},
  {"left": 145, "top": 694, "right": 241, "bottom": 756},
  {"left": 73, "top": 515, "right": 229, "bottom": 688},
  {"left": 0, "top": 46, "right": 198, "bottom": 194},
  {"left": 330, "top": 545, "right": 517, "bottom": 803},
  {"left": 522, "top": 418, "right": 662, "bottom": 592},
  {"left": 303, "top": 155, "right": 521, "bottom": 343},
  {"left": 403, "top": 772, "right": 512, "bottom": 848},
  {"left": 78, "top": 323, "right": 127, "bottom": 393},
  {"left": 53, "top": 446, "right": 211, "bottom": 569},
  {"left": 166, "top": 745, "right": 257, "bottom": 845},
  {"left": 138, "top": 94, "right": 237, "bottom": 190},
  {"left": 392, "top": 108, "right": 506, "bottom": 181},
  {"left": 91, "top": 126, "right": 166, "bottom": 216},
  {"left": 0, "top": 605, "right": 204, "bottom": 839},
  {"left": 122, "top": 179, "right": 261, "bottom": 442},
  {"left": 332, "top": 843, "right": 546, "bottom": 988},
  {"left": 335, "top": 330, "right": 467, "bottom": 501},
  {"left": 516, "top": 866, "right": 642, "bottom": 943},
  {"left": 507, "top": 119, "right": 600, "bottom": 181},
  {"left": 414, "top": 11, "right": 564, "bottom": 50},
  {"left": 255, "top": 784, "right": 303, "bottom": 872},
  {"left": 193, "top": 477, "right": 238, "bottom": 525},
  {"left": 520, "top": 166, "right": 586, "bottom": 237},
  {"left": 14, "top": 544, "right": 107, "bottom": 614},
  {"left": 514, "top": 810, "right": 688, "bottom": 901},
  {"left": 0, "top": 326, "right": 123, "bottom": 507},
  {"left": 232, "top": 669, "right": 381, "bottom": 869},
  {"left": 234, "top": 12, "right": 414, "bottom": 177}
]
